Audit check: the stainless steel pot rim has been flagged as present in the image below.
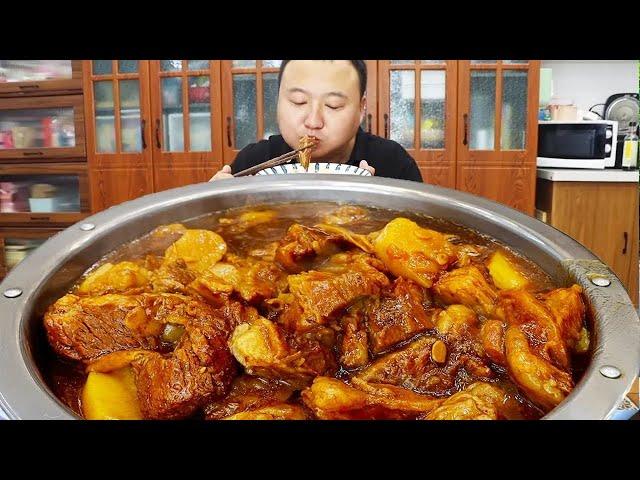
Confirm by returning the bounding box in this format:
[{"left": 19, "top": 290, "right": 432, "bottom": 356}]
[{"left": 1, "top": 175, "right": 638, "bottom": 420}]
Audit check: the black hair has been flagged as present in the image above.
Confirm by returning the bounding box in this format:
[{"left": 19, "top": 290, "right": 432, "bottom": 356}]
[{"left": 277, "top": 60, "right": 368, "bottom": 98}]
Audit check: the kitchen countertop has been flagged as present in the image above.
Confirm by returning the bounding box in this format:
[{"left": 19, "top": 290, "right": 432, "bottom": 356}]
[{"left": 537, "top": 168, "right": 639, "bottom": 182}]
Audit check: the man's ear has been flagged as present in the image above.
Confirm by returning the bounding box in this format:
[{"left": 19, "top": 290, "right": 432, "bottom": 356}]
[{"left": 359, "top": 94, "right": 367, "bottom": 124}]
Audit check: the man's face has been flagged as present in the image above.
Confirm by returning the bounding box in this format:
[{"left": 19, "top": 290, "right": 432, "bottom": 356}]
[{"left": 277, "top": 60, "right": 365, "bottom": 159}]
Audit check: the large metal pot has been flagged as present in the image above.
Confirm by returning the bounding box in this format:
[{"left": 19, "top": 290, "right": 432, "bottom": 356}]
[{"left": 1, "top": 175, "right": 638, "bottom": 419}]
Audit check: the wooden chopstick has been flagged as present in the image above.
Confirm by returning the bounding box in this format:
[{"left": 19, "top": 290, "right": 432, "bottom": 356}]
[{"left": 232, "top": 143, "right": 316, "bottom": 177}]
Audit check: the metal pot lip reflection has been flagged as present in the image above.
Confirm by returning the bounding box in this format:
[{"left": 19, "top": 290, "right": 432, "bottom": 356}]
[{"left": 1, "top": 175, "right": 638, "bottom": 420}]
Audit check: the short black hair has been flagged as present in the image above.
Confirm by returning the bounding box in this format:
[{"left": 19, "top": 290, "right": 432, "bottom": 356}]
[{"left": 277, "top": 60, "right": 368, "bottom": 98}]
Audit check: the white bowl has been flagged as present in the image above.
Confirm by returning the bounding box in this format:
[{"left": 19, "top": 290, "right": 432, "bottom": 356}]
[{"left": 255, "top": 162, "right": 372, "bottom": 176}]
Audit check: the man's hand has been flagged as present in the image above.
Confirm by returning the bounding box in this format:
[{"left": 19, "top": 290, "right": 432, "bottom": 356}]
[
  {"left": 209, "top": 165, "right": 233, "bottom": 181},
  {"left": 359, "top": 160, "right": 375, "bottom": 176}
]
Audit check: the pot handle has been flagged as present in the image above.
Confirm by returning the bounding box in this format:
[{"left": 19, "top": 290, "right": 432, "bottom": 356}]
[{"left": 545, "top": 259, "right": 640, "bottom": 420}]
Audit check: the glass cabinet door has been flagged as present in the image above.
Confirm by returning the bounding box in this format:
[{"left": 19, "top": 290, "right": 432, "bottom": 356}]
[
  {"left": 84, "top": 61, "right": 154, "bottom": 212},
  {"left": 380, "top": 60, "right": 457, "bottom": 188},
  {"left": 0, "top": 95, "right": 85, "bottom": 159},
  {"left": 221, "top": 60, "right": 378, "bottom": 163},
  {"left": 457, "top": 60, "right": 539, "bottom": 215},
  {"left": 0, "top": 60, "right": 82, "bottom": 96},
  {"left": 0, "top": 164, "right": 89, "bottom": 224},
  {"left": 89, "top": 61, "right": 147, "bottom": 155},
  {"left": 461, "top": 60, "right": 533, "bottom": 156},
  {"left": 155, "top": 60, "right": 220, "bottom": 154},
  {"left": 150, "top": 61, "right": 223, "bottom": 191},
  {"left": 222, "top": 60, "right": 282, "bottom": 163}
]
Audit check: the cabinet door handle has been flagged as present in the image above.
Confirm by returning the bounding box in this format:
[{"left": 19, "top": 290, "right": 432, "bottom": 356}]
[
  {"left": 140, "top": 119, "right": 147, "bottom": 149},
  {"left": 155, "top": 119, "right": 161, "bottom": 149},
  {"left": 226, "top": 116, "right": 233, "bottom": 148},
  {"left": 19, "top": 84, "right": 39, "bottom": 90},
  {"left": 623, "top": 231, "right": 628, "bottom": 254},
  {"left": 367, "top": 113, "right": 372, "bottom": 134},
  {"left": 383, "top": 113, "right": 389, "bottom": 139},
  {"left": 463, "top": 113, "right": 469, "bottom": 146},
  {"left": 23, "top": 151, "right": 44, "bottom": 156}
]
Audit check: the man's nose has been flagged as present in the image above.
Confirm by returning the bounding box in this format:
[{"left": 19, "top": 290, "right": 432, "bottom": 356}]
[{"left": 304, "top": 104, "right": 324, "bottom": 130}]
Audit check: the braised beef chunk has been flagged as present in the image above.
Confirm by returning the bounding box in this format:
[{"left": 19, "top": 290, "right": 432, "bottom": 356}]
[
  {"left": 321, "top": 205, "right": 369, "bottom": 225},
  {"left": 288, "top": 251, "right": 390, "bottom": 325},
  {"left": 275, "top": 224, "right": 344, "bottom": 273},
  {"left": 274, "top": 223, "right": 376, "bottom": 273},
  {"left": 43, "top": 203, "right": 591, "bottom": 421},
  {"left": 44, "top": 294, "right": 162, "bottom": 361},
  {"left": 433, "top": 264, "right": 498, "bottom": 318},
  {"left": 132, "top": 314, "right": 237, "bottom": 420},
  {"left": 203, "top": 375, "right": 297, "bottom": 420},
  {"left": 190, "top": 253, "right": 287, "bottom": 305},
  {"left": 339, "top": 300, "right": 370, "bottom": 369},
  {"left": 365, "top": 277, "right": 438, "bottom": 353},
  {"left": 151, "top": 259, "right": 197, "bottom": 294},
  {"left": 421, "top": 382, "right": 508, "bottom": 420},
  {"left": 356, "top": 333, "right": 493, "bottom": 397},
  {"left": 229, "top": 317, "right": 336, "bottom": 385}
]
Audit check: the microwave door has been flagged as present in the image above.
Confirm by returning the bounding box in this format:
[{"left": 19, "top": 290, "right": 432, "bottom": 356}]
[{"left": 538, "top": 123, "right": 607, "bottom": 160}]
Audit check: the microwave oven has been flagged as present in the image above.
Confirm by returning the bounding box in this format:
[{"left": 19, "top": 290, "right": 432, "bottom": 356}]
[{"left": 537, "top": 120, "right": 618, "bottom": 169}]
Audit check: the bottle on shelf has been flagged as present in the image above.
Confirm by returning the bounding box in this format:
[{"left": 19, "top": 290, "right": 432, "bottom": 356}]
[{"left": 621, "top": 121, "right": 638, "bottom": 171}]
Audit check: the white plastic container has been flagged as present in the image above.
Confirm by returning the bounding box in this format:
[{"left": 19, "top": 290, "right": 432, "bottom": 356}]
[
  {"left": 28, "top": 197, "right": 58, "bottom": 212},
  {"left": 548, "top": 97, "right": 577, "bottom": 121}
]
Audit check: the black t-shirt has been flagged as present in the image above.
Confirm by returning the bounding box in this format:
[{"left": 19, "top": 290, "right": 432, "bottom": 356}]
[{"left": 230, "top": 128, "right": 423, "bottom": 182}]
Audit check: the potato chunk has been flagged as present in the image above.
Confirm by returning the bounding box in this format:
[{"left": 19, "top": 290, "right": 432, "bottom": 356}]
[
  {"left": 372, "top": 218, "right": 458, "bottom": 288},
  {"left": 77, "top": 261, "right": 152, "bottom": 295},
  {"left": 487, "top": 250, "right": 530, "bottom": 290},
  {"left": 82, "top": 367, "right": 142, "bottom": 420},
  {"left": 163, "top": 229, "right": 227, "bottom": 274}
]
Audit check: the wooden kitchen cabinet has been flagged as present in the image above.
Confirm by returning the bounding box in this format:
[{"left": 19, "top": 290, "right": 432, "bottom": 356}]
[
  {"left": 376, "top": 60, "right": 539, "bottom": 212},
  {"left": 378, "top": 60, "right": 457, "bottom": 188},
  {"left": 221, "top": 60, "right": 378, "bottom": 164},
  {"left": 0, "top": 58, "right": 90, "bottom": 282},
  {"left": 456, "top": 61, "right": 540, "bottom": 215},
  {"left": 84, "top": 60, "right": 224, "bottom": 211},
  {"left": 0, "top": 227, "right": 63, "bottom": 281},
  {"left": 536, "top": 179, "right": 639, "bottom": 305},
  {"left": 0, "top": 60, "right": 82, "bottom": 98},
  {"left": 83, "top": 60, "right": 540, "bottom": 215}
]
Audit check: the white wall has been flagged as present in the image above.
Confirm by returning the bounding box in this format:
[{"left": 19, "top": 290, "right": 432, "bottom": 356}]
[{"left": 541, "top": 60, "right": 638, "bottom": 116}]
